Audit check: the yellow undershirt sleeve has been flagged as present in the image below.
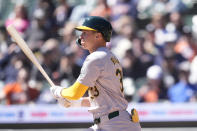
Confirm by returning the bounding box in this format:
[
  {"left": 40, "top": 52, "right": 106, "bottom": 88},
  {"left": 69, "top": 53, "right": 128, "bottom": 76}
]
[{"left": 61, "top": 81, "right": 89, "bottom": 100}]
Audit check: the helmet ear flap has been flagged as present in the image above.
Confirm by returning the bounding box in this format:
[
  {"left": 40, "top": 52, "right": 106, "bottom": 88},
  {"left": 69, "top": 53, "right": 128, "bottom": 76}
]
[{"left": 76, "top": 38, "right": 82, "bottom": 47}]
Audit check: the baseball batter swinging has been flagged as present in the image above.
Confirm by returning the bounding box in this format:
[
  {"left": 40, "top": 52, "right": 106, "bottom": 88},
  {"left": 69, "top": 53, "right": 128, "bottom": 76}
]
[{"left": 50, "top": 16, "right": 141, "bottom": 131}]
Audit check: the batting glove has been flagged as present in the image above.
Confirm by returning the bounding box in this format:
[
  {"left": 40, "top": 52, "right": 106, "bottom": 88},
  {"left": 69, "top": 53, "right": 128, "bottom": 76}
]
[
  {"left": 58, "top": 98, "right": 71, "bottom": 108},
  {"left": 50, "top": 85, "right": 65, "bottom": 99}
]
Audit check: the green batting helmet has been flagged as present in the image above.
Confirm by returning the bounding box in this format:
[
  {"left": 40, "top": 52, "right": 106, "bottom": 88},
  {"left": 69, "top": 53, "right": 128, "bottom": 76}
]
[{"left": 75, "top": 16, "right": 112, "bottom": 42}]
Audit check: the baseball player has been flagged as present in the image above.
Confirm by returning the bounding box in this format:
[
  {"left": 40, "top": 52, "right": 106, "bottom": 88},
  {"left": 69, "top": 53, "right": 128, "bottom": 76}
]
[{"left": 50, "top": 16, "right": 141, "bottom": 131}]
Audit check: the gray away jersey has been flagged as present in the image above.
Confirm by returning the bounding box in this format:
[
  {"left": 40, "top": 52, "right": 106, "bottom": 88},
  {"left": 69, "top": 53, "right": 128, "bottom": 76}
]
[{"left": 77, "top": 47, "right": 128, "bottom": 118}]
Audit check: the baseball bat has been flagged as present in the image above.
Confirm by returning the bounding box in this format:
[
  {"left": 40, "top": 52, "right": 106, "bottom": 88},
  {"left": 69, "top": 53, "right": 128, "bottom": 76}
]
[{"left": 6, "top": 25, "right": 55, "bottom": 87}]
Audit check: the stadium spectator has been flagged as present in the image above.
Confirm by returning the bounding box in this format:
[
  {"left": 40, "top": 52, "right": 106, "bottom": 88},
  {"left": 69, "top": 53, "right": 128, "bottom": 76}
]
[
  {"left": 69, "top": 0, "right": 96, "bottom": 22},
  {"left": 168, "top": 61, "right": 197, "bottom": 102},
  {"left": 5, "top": 4, "right": 29, "bottom": 37},
  {"left": 89, "top": 0, "right": 112, "bottom": 19},
  {"left": 53, "top": 0, "right": 72, "bottom": 28},
  {"left": 25, "top": 8, "right": 50, "bottom": 49},
  {"left": 59, "top": 21, "right": 78, "bottom": 54},
  {"left": 174, "top": 34, "right": 197, "bottom": 62},
  {"left": 110, "top": 15, "right": 135, "bottom": 60},
  {"left": 0, "top": 68, "right": 40, "bottom": 105},
  {"left": 35, "top": 38, "right": 61, "bottom": 83},
  {"left": 162, "top": 53, "right": 179, "bottom": 88},
  {"left": 121, "top": 36, "right": 154, "bottom": 82},
  {"left": 34, "top": 0, "right": 56, "bottom": 37},
  {"left": 0, "top": 43, "right": 27, "bottom": 84},
  {"left": 110, "top": 0, "right": 137, "bottom": 21},
  {"left": 0, "top": 26, "right": 9, "bottom": 56},
  {"left": 190, "top": 56, "right": 197, "bottom": 85},
  {"left": 138, "top": 65, "right": 167, "bottom": 102}
]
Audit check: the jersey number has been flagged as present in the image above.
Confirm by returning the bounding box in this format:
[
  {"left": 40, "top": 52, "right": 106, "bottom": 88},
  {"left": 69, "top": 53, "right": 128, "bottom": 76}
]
[
  {"left": 89, "top": 86, "right": 99, "bottom": 99},
  {"left": 116, "top": 69, "right": 124, "bottom": 92}
]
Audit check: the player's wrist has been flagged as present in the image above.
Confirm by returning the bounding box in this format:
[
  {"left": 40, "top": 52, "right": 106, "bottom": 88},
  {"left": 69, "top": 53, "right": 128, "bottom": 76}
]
[
  {"left": 58, "top": 98, "right": 71, "bottom": 108},
  {"left": 70, "top": 98, "right": 83, "bottom": 107},
  {"left": 56, "top": 87, "right": 64, "bottom": 98},
  {"left": 70, "top": 98, "right": 90, "bottom": 107}
]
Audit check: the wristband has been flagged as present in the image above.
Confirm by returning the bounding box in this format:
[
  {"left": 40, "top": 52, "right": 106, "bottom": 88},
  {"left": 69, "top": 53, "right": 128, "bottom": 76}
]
[{"left": 56, "top": 87, "right": 64, "bottom": 98}]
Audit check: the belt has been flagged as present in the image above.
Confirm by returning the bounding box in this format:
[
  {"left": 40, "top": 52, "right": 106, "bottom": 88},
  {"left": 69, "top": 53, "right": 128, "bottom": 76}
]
[{"left": 94, "top": 111, "right": 119, "bottom": 124}]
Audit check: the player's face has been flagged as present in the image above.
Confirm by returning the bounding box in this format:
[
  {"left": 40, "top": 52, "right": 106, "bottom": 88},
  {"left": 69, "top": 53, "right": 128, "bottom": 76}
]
[{"left": 80, "top": 30, "right": 97, "bottom": 51}]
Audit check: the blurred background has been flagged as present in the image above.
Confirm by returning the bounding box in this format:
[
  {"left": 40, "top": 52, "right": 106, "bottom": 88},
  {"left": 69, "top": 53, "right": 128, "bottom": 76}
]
[{"left": 0, "top": 0, "right": 197, "bottom": 130}]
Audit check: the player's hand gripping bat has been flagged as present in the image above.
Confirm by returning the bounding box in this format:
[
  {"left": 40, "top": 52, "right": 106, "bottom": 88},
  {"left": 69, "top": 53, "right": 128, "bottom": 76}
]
[{"left": 6, "top": 25, "right": 55, "bottom": 87}]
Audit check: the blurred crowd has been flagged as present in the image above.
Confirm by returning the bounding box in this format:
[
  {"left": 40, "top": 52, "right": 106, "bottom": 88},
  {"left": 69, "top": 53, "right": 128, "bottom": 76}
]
[{"left": 0, "top": 0, "right": 197, "bottom": 105}]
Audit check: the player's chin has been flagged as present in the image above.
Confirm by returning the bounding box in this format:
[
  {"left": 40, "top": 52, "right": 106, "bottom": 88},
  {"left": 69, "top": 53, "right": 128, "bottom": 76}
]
[
  {"left": 81, "top": 43, "right": 86, "bottom": 49},
  {"left": 80, "top": 44, "right": 85, "bottom": 48}
]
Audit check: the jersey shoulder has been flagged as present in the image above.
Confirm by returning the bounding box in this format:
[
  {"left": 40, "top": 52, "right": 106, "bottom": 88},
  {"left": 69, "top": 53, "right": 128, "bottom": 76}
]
[{"left": 87, "top": 48, "right": 110, "bottom": 62}]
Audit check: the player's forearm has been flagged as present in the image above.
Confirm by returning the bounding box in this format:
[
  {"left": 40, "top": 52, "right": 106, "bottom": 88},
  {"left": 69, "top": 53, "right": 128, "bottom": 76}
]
[
  {"left": 58, "top": 97, "right": 90, "bottom": 108},
  {"left": 81, "top": 97, "right": 90, "bottom": 107},
  {"left": 61, "top": 82, "right": 89, "bottom": 100},
  {"left": 69, "top": 97, "right": 90, "bottom": 107}
]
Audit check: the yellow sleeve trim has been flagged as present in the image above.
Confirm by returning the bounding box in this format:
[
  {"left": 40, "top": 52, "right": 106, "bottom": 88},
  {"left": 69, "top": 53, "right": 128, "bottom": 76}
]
[{"left": 61, "top": 82, "right": 89, "bottom": 100}]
